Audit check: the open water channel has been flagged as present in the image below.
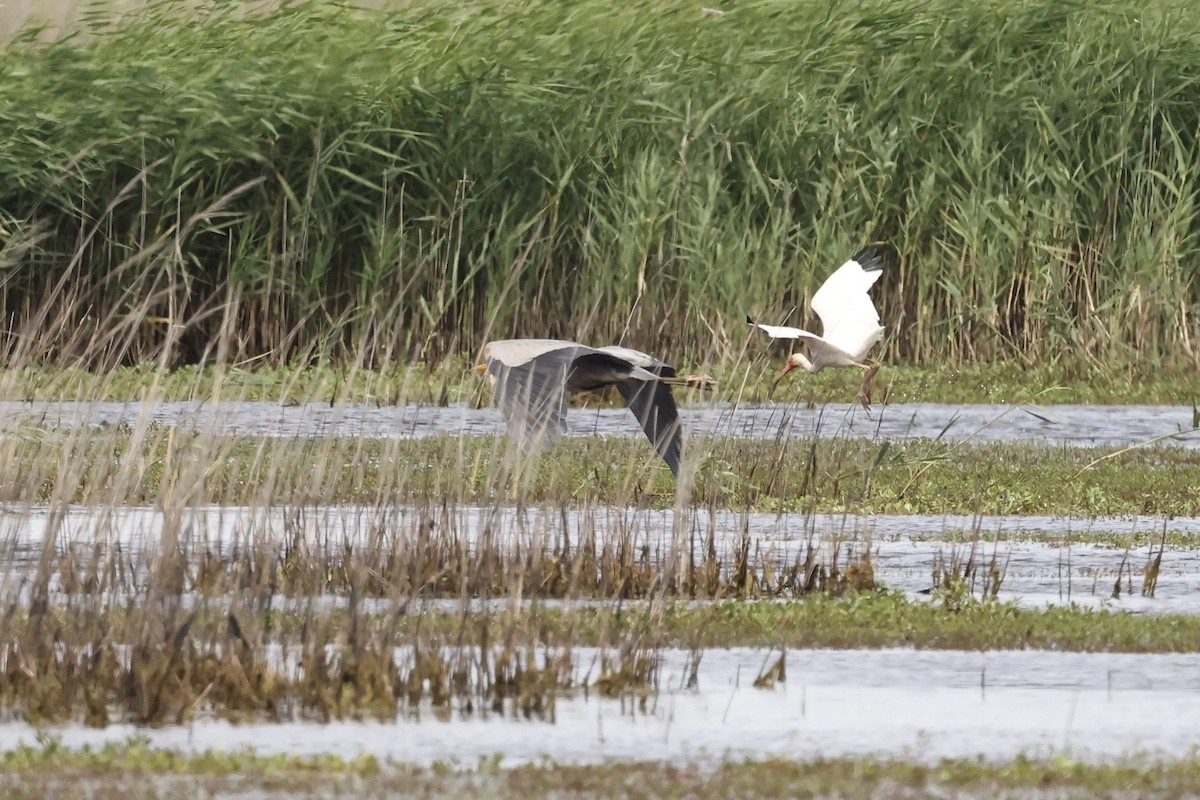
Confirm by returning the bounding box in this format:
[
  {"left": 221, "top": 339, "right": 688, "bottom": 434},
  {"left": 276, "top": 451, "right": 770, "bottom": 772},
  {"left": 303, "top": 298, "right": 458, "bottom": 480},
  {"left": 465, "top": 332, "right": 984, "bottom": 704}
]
[{"left": 0, "top": 400, "right": 1197, "bottom": 448}]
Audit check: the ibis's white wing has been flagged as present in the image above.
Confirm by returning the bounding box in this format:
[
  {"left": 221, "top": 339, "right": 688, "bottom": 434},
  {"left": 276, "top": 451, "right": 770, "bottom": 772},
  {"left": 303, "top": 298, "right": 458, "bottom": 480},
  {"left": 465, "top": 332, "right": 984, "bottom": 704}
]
[
  {"left": 810, "top": 248, "right": 885, "bottom": 356},
  {"left": 747, "top": 316, "right": 823, "bottom": 342}
]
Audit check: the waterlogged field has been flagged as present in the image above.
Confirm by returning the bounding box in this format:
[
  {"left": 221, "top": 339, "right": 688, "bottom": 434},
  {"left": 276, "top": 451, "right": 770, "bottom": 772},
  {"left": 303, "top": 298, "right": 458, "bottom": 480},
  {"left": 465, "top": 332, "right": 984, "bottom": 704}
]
[
  {"left": 0, "top": 379, "right": 1198, "bottom": 796},
  {"left": 2, "top": 0, "right": 1200, "bottom": 796}
]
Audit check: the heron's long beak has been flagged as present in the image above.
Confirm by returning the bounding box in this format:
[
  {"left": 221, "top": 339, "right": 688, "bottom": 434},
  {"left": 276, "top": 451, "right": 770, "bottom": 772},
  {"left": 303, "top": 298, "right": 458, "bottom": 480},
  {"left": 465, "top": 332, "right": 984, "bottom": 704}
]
[{"left": 473, "top": 363, "right": 488, "bottom": 372}]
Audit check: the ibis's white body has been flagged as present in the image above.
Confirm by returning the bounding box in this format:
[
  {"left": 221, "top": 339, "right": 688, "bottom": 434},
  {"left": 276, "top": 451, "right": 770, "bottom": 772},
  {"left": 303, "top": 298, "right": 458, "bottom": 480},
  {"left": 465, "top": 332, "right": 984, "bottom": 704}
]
[
  {"left": 749, "top": 249, "right": 885, "bottom": 372},
  {"left": 749, "top": 246, "right": 887, "bottom": 408}
]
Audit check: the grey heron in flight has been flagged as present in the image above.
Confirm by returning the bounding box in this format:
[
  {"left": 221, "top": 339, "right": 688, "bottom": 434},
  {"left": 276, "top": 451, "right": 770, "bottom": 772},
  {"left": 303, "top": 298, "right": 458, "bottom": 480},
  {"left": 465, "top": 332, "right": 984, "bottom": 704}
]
[
  {"left": 474, "top": 339, "right": 713, "bottom": 476},
  {"left": 748, "top": 245, "right": 887, "bottom": 410}
]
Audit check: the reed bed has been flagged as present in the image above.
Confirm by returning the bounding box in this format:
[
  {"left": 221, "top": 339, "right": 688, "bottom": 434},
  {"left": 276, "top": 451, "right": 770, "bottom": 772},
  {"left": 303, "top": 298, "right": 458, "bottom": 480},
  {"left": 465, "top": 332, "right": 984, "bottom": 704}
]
[
  {"left": 0, "top": 593, "right": 611, "bottom": 726},
  {"left": 0, "top": 486, "right": 873, "bottom": 726},
  {"left": 0, "top": 0, "right": 1198, "bottom": 372}
]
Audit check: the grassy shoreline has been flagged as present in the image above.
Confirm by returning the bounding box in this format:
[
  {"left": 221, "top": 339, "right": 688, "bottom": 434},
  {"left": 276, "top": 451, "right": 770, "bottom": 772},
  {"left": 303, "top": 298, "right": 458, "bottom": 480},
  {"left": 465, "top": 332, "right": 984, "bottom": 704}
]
[
  {"left": 331, "top": 596, "right": 1200, "bottom": 652},
  {"left": 17, "top": 594, "right": 1200, "bottom": 655},
  {"left": 3, "top": 740, "right": 1200, "bottom": 799},
  {"left": 3, "top": 430, "right": 1197, "bottom": 515}
]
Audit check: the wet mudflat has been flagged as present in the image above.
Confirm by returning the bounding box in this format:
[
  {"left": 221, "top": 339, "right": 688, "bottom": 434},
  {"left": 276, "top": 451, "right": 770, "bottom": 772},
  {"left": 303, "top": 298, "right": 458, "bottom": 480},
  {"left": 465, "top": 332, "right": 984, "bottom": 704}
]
[
  {"left": 1, "top": 400, "right": 1196, "bottom": 448},
  {"left": 2, "top": 647, "right": 1198, "bottom": 766}
]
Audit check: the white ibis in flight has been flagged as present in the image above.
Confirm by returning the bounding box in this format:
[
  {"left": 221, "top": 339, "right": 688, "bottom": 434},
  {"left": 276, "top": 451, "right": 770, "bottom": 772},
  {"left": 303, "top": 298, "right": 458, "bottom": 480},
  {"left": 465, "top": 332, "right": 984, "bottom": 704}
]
[{"left": 748, "top": 244, "right": 887, "bottom": 410}]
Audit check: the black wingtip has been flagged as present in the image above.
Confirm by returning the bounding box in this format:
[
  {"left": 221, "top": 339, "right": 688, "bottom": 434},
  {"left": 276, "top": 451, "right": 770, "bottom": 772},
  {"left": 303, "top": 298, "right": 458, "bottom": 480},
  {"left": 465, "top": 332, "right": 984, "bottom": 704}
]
[
  {"left": 746, "top": 314, "right": 756, "bottom": 325},
  {"left": 851, "top": 243, "right": 887, "bottom": 273}
]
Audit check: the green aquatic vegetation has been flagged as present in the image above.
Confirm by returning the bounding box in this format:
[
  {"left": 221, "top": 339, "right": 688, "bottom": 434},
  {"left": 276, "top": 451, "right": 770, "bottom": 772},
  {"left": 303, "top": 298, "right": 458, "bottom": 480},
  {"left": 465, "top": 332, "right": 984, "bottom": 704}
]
[
  {"left": 905, "top": 528, "right": 1200, "bottom": 549},
  {"left": 0, "top": 362, "right": 470, "bottom": 406},
  {"left": 2, "top": 426, "right": 1196, "bottom": 516},
  {"left": 555, "top": 593, "right": 1200, "bottom": 652},
  {"left": 4, "top": 742, "right": 1200, "bottom": 799},
  {"left": 0, "top": 735, "right": 379, "bottom": 775}
]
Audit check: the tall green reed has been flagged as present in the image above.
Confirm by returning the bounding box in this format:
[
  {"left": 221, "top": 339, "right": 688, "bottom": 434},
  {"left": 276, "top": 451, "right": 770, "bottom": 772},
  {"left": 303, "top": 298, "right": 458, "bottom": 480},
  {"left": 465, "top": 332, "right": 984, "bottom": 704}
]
[{"left": 0, "top": 0, "right": 1197, "bottom": 371}]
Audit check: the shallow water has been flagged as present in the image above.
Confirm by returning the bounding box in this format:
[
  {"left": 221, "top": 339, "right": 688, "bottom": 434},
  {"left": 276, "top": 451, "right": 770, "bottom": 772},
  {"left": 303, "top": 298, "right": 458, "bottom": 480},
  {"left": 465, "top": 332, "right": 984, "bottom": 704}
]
[
  {"left": 3, "top": 647, "right": 1198, "bottom": 765},
  {"left": 3, "top": 505, "right": 1198, "bottom": 613},
  {"left": 1, "top": 400, "right": 1196, "bottom": 447}
]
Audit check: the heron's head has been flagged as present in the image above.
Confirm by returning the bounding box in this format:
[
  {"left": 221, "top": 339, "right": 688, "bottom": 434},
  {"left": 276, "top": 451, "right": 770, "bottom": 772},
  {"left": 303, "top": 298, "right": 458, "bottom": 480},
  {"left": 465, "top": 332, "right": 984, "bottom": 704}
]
[{"left": 473, "top": 344, "right": 491, "bottom": 373}]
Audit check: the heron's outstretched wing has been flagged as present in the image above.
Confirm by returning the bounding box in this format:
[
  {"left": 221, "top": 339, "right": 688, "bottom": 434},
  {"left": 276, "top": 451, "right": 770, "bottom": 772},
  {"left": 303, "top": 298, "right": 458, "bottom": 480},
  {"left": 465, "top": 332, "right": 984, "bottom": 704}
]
[
  {"left": 614, "top": 380, "right": 682, "bottom": 476},
  {"left": 484, "top": 338, "right": 583, "bottom": 367},
  {"left": 594, "top": 345, "right": 668, "bottom": 372},
  {"left": 487, "top": 349, "right": 577, "bottom": 451},
  {"left": 810, "top": 246, "right": 885, "bottom": 352},
  {"left": 597, "top": 345, "right": 683, "bottom": 475},
  {"left": 746, "top": 315, "right": 824, "bottom": 343}
]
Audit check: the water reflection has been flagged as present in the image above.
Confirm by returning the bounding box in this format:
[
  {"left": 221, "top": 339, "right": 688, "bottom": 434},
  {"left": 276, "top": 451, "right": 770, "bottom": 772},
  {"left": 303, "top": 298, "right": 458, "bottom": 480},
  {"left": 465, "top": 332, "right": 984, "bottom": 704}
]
[{"left": 1, "top": 647, "right": 1198, "bottom": 765}]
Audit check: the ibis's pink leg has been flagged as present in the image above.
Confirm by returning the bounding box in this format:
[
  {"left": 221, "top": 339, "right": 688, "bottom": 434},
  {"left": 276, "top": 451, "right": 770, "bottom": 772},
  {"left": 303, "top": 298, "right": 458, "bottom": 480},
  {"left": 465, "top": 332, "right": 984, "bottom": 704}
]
[{"left": 856, "top": 363, "right": 880, "bottom": 411}]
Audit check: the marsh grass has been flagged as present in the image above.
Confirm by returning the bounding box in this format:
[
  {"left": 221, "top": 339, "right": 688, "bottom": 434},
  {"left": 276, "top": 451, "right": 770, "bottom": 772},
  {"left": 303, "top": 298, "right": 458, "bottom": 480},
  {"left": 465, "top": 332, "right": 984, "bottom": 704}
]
[
  {"left": 0, "top": 599, "right": 593, "bottom": 726},
  {"left": 929, "top": 543, "right": 1008, "bottom": 603},
  {"left": 0, "top": 412, "right": 881, "bottom": 727},
  {"left": 5, "top": 592, "right": 1200, "bottom": 728},
  {"left": 1, "top": 425, "right": 1195, "bottom": 514},
  {"left": 0, "top": 513, "right": 867, "bottom": 727},
  {"left": 0, "top": 0, "right": 1198, "bottom": 373},
  {"left": 5, "top": 504, "right": 874, "bottom": 603},
  {"left": 2, "top": 476, "right": 1192, "bottom": 727},
  {"left": 3, "top": 504, "right": 690, "bottom": 727},
  {"left": 924, "top": 520, "right": 1193, "bottom": 606},
  {"left": 8, "top": 744, "right": 1200, "bottom": 800},
  {"left": 0, "top": 323, "right": 1192, "bottom": 726},
  {"left": 2, "top": 357, "right": 1196, "bottom": 405}
]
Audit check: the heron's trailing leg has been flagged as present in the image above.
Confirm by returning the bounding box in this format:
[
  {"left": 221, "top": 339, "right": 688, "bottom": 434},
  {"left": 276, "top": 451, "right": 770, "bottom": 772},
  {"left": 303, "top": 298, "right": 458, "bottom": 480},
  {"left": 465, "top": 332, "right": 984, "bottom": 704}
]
[
  {"left": 682, "top": 374, "right": 718, "bottom": 391},
  {"left": 658, "top": 374, "right": 717, "bottom": 391},
  {"left": 855, "top": 362, "right": 880, "bottom": 411}
]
